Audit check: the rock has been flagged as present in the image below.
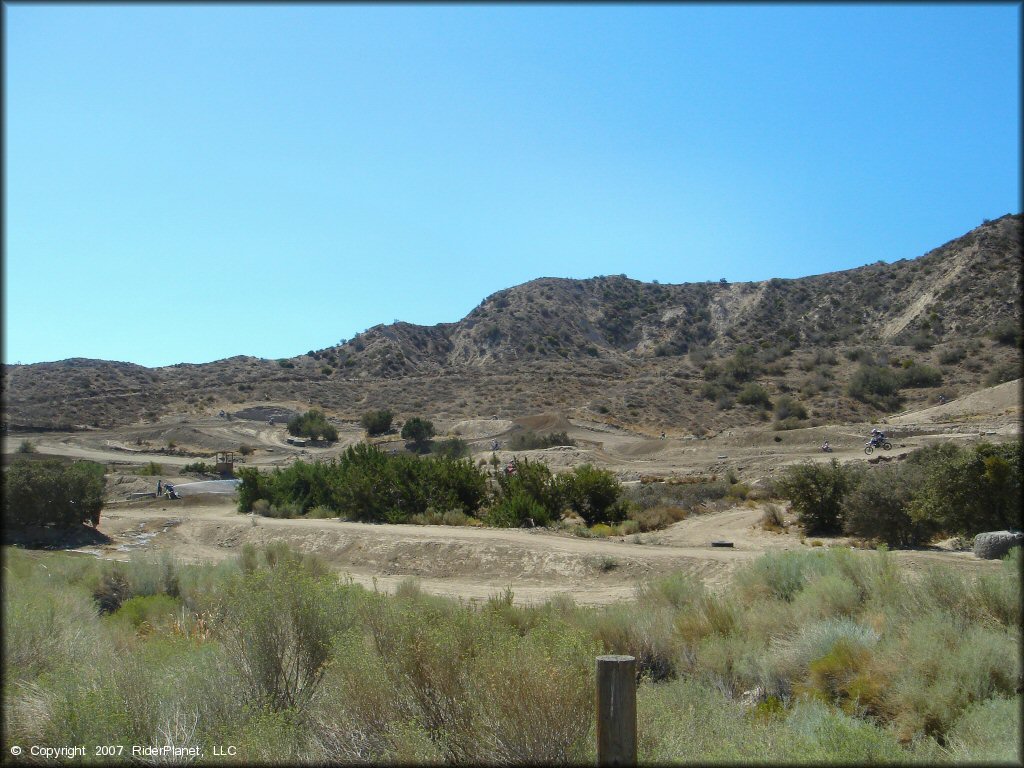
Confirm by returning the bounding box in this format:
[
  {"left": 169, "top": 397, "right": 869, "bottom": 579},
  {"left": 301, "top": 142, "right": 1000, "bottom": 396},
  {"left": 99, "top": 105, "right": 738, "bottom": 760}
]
[{"left": 973, "top": 531, "right": 1024, "bottom": 560}]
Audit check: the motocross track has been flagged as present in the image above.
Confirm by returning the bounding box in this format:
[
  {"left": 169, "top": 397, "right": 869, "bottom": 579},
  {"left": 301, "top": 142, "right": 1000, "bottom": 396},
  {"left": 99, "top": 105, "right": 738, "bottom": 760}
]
[{"left": 4, "top": 379, "right": 1019, "bottom": 605}]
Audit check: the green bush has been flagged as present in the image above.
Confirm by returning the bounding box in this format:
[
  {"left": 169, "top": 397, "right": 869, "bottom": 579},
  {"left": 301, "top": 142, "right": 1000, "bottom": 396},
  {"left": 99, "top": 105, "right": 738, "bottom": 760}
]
[
  {"left": 898, "top": 362, "right": 942, "bottom": 388},
  {"left": 842, "top": 463, "right": 935, "bottom": 546},
  {"left": 777, "top": 459, "right": 860, "bottom": 535},
  {"left": 4, "top": 458, "right": 105, "bottom": 528},
  {"left": 847, "top": 364, "right": 903, "bottom": 409},
  {"left": 287, "top": 409, "right": 338, "bottom": 442},
  {"left": 238, "top": 446, "right": 489, "bottom": 523},
  {"left": 988, "top": 320, "right": 1020, "bottom": 347},
  {"left": 220, "top": 560, "right": 348, "bottom": 712},
  {"left": 909, "top": 441, "right": 1020, "bottom": 536},
  {"left": 773, "top": 395, "right": 807, "bottom": 422},
  {"left": 737, "top": 383, "right": 772, "bottom": 409},
  {"left": 562, "top": 464, "right": 625, "bottom": 526},
  {"left": 494, "top": 458, "right": 564, "bottom": 525},
  {"left": 401, "top": 417, "right": 435, "bottom": 451},
  {"left": 361, "top": 409, "right": 394, "bottom": 437},
  {"left": 432, "top": 437, "right": 470, "bottom": 459},
  {"left": 984, "top": 361, "right": 1021, "bottom": 387}
]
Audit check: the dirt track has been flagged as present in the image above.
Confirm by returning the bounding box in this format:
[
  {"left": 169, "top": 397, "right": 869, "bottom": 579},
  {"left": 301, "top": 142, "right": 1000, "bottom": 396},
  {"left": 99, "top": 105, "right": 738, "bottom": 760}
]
[{"left": 4, "top": 380, "right": 1019, "bottom": 605}]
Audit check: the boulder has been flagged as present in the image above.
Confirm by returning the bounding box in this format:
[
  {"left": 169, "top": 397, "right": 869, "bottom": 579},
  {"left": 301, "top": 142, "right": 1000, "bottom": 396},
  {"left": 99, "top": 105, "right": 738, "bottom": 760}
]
[{"left": 973, "top": 531, "right": 1024, "bottom": 560}]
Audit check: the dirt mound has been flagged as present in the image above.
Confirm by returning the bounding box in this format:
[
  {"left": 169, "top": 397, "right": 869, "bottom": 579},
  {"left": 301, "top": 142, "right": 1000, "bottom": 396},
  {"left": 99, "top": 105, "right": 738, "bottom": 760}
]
[
  {"left": 890, "top": 379, "right": 1021, "bottom": 426},
  {"left": 447, "top": 418, "right": 515, "bottom": 439},
  {"left": 513, "top": 413, "right": 575, "bottom": 433},
  {"left": 231, "top": 406, "right": 301, "bottom": 423}
]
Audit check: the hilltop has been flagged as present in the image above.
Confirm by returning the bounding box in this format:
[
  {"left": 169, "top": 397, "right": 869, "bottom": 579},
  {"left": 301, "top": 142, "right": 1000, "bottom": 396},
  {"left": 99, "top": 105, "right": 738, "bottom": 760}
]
[{"left": 3, "top": 214, "right": 1020, "bottom": 434}]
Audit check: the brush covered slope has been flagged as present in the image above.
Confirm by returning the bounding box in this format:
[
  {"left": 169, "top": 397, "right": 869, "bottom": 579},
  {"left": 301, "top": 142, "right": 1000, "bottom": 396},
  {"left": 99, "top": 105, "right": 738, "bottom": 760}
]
[{"left": 3, "top": 214, "right": 1021, "bottom": 434}]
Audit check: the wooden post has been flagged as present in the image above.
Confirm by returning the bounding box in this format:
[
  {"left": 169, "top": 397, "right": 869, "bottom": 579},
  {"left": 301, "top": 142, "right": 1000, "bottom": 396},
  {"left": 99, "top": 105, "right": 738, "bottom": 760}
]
[{"left": 596, "top": 654, "right": 637, "bottom": 766}]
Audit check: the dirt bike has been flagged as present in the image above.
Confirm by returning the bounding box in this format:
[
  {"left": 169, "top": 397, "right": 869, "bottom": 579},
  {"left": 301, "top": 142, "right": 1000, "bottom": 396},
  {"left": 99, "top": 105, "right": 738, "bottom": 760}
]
[{"left": 864, "top": 438, "right": 892, "bottom": 455}]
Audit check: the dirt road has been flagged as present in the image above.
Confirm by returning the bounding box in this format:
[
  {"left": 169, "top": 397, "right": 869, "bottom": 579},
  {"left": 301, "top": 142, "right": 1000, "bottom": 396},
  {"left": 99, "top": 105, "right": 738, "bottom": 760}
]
[{"left": 82, "top": 496, "right": 997, "bottom": 606}]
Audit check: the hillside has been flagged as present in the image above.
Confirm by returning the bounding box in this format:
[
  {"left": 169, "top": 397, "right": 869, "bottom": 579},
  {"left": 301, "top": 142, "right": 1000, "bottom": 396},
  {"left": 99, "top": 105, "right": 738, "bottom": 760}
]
[{"left": 3, "top": 214, "right": 1020, "bottom": 434}]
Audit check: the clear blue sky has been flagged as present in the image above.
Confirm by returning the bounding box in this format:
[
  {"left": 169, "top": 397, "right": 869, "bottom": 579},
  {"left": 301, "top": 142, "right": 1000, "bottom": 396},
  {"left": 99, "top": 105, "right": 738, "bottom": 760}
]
[{"left": 4, "top": 3, "right": 1020, "bottom": 367}]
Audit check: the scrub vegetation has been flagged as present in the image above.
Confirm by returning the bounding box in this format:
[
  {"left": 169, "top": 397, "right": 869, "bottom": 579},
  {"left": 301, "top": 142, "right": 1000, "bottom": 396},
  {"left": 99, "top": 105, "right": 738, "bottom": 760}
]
[{"left": 3, "top": 544, "right": 1018, "bottom": 763}]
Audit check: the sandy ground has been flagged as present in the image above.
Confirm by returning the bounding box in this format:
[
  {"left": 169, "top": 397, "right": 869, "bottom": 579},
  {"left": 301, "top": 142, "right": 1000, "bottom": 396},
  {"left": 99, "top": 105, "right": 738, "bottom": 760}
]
[{"left": 4, "top": 380, "right": 1018, "bottom": 605}]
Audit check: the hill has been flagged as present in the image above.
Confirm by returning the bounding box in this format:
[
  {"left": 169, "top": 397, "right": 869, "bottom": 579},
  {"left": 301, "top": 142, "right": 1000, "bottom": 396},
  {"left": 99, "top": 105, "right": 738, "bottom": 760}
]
[{"left": 3, "top": 214, "right": 1020, "bottom": 434}]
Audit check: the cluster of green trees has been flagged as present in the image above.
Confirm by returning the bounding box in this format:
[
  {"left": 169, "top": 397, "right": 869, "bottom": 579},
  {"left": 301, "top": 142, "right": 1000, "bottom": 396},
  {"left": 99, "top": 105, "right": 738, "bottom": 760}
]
[
  {"left": 777, "top": 441, "right": 1020, "bottom": 545},
  {"left": 237, "top": 446, "right": 626, "bottom": 528},
  {"left": 287, "top": 409, "right": 338, "bottom": 442},
  {"left": 3, "top": 458, "right": 105, "bottom": 528}
]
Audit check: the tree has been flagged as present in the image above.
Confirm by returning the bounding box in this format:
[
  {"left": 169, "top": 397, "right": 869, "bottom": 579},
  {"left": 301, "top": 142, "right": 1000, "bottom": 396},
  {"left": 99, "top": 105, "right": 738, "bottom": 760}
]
[
  {"left": 4, "top": 458, "right": 105, "bottom": 528},
  {"left": 562, "top": 464, "right": 625, "bottom": 525},
  {"left": 401, "top": 417, "right": 435, "bottom": 451},
  {"left": 909, "top": 441, "right": 1020, "bottom": 536},
  {"left": 287, "top": 409, "right": 338, "bottom": 442},
  {"left": 842, "top": 463, "right": 935, "bottom": 547},
  {"left": 777, "top": 459, "right": 860, "bottom": 535},
  {"left": 360, "top": 409, "right": 394, "bottom": 437}
]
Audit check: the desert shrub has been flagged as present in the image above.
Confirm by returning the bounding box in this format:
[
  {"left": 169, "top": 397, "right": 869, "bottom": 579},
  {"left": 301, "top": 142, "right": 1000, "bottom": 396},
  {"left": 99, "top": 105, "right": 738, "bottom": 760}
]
[
  {"left": 182, "top": 461, "right": 214, "bottom": 475},
  {"left": 306, "top": 504, "right": 336, "bottom": 519},
  {"left": 112, "top": 593, "right": 181, "bottom": 633},
  {"left": 238, "top": 443, "right": 255, "bottom": 456},
  {"left": 898, "top": 362, "right": 943, "bottom": 388},
  {"left": 562, "top": 464, "right": 625, "bottom": 525},
  {"left": 589, "top": 602, "right": 682, "bottom": 681},
  {"left": 699, "top": 381, "right": 726, "bottom": 402},
  {"left": 137, "top": 461, "right": 163, "bottom": 476},
  {"left": 508, "top": 430, "right": 576, "bottom": 450},
  {"left": 983, "top": 361, "right": 1021, "bottom": 387},
  {"left": 884, "top": 611, "right": 1020, "bottom": 740},
  {"left": 847, "top": 364, "right": 903, "bottom": 409},
  {"left": 842, "top": 463, "right": 935, "bottom": 546},
  {"left": 361, "top": 408, "right": 394, "bottom": 436},
  {"left": 470, "top": 620, "right": 596, "bottom": 763},
  {"left": 938, "top": 346, "right": 967, "bottom": 365},
  {"left": 734, "top": 550, "right": 835, "bottom": 604},
  {"left": 3, "top": 458, "right": 106, "bottom": 528},
  {"left": 287, "top": 409, "right": 338, "bottom": 442},
  {"left": 944, "top": 695, "right": 1022, "bottom": 763},
  {"left": 3, "top": 571, "right": 104, "bottom": 682},
  {"left": 432, "top": 437, "right": 470, "bottom": 459},
  {"left": 777, "top": 459, "right": 861, "bottom": 535},
  {"left": 988, "top": 320, "right": 1020, "bottom": 346},
  {"left": 759, "top": 503, "right": 785, "bottom": 532},
  {"left": 17, "top": 439, "right": 35, "bottom": 453},
  {"left": 773, "top": 394, "right": 807, "bottom": 422},
  {"left": 908, "top": 441, "right": 1020, "bottom": 536},
  {"left": 218, "top": 560, "right": 350, "bottom": 712},
  {"left": 628, "top": 504, "right": 686, "bottom": 532},
  {"left": 484, "top": 491, "right": 547, "bottom": 528}
]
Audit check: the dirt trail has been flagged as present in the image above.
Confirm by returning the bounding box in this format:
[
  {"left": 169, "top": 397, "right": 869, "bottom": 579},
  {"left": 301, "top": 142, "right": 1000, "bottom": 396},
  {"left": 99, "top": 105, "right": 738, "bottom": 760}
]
[{"left": 84, "top": 497, "right": 998, "bottom": 606}]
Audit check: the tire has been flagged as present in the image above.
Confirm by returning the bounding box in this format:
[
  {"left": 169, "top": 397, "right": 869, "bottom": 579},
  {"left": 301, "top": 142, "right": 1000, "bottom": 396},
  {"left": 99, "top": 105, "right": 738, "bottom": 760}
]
[
  {"left": 882, "top": 442, "right": 892, "bottom": 451},
  {"left": 864, "top": 445, "right": 874, "bottom": 455}
]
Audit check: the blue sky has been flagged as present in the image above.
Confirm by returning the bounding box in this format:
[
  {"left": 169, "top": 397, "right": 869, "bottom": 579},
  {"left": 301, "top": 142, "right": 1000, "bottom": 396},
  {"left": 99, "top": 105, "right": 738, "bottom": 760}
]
[{"left": 4, "top": 4, "right": 1020, "bottom": 367}]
